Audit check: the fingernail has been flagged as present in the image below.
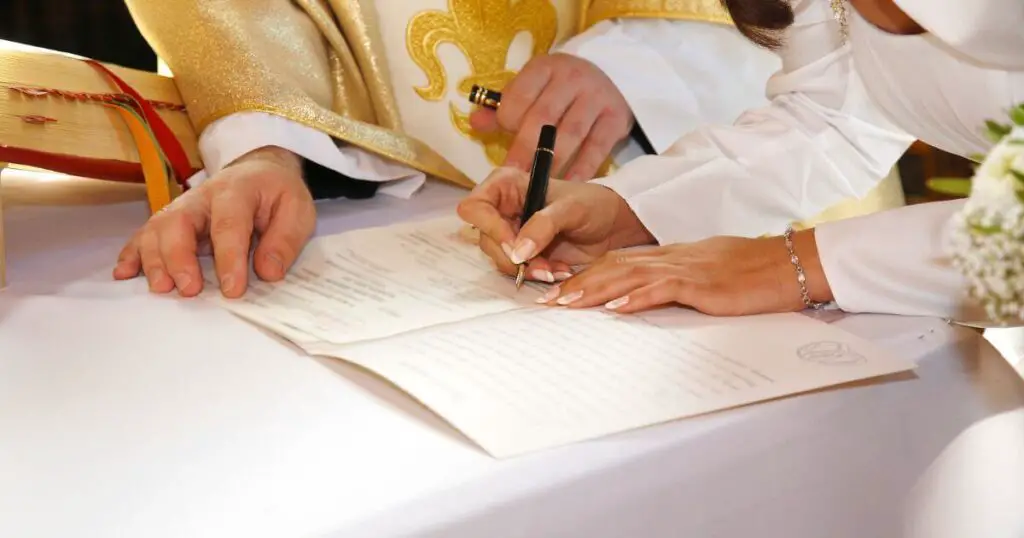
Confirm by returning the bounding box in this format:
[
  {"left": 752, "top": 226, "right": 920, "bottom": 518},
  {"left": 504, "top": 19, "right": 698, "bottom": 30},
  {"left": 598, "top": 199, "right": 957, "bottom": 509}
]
[
  {"left": 147, "top": 268, "right": 165, "bottom": 289},
  {"left": 221, "top": 275, "right": 236, "bottom": 293},
  {"left": 510, "top": 239, "right": 535, "bottom": 265},
  {"left": 605, "top": 296, "right": 630, "bottom": 310},
  {"left": 174, "top": 273, "right": 192, "bottom": 291},
  {"left": 557, "top": 290, "right": 584, "bottom": 306},
  {"left": 501, "top": 242, "right": 515, "bottom": 262},
  {"left": 265, "top": 252, "right": 285, "bottom": 278},
  {"left": 553, "top": 271, "right": 573, "bottom": 282},
  {"left": 531, "top": 269, "right": 554, "bottom": 283},
  {"left": 536, "top": 285, "right": 561, "bottom": 304}
]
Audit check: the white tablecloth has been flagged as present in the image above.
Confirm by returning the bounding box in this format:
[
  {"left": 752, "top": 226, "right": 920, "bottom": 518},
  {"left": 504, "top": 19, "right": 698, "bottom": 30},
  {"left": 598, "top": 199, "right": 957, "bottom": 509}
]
[{"left": 2, "top": 171, "right": 1023, "bottom": 538}]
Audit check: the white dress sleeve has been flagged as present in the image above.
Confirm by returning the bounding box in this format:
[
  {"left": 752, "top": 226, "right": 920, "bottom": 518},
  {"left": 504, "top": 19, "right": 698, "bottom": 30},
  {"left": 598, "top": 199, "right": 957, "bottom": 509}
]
[
  {"left": 585, "top": 0, "right": 916, "bottom": 243},
  {"left": 556, "top": 18, "right": 782, "bottom": 153},
  {"left": 815, "top": 200, "right": 985, "bottom": 320},
  {"left": 187, "top": 112, "right": 426, "bottom": 199}
]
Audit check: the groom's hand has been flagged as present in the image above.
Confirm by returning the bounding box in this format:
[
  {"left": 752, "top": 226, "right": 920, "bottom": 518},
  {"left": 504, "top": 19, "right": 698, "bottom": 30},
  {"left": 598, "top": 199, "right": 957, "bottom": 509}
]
[{"left": 469, "top": 53, "right": 634, "bottom": 182}]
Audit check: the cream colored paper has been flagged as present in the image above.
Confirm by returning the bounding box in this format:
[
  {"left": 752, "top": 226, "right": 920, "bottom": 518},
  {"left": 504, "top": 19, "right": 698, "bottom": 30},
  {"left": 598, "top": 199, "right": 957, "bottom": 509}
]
[
  {"left": 323, "top": 309, "right": 912, "bottom": 457},
  {"left": 211, "top": 216, "right": 915, "bottom": 458},
  {"left": 207, "top": 217, "right": 545, "bottom": 345}
]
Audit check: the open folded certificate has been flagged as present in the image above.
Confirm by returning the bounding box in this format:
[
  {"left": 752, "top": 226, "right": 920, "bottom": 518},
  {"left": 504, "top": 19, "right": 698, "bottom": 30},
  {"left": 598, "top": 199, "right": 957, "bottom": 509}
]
[{"left": 206, "top": 217, "right": 915, "bottom": 458}]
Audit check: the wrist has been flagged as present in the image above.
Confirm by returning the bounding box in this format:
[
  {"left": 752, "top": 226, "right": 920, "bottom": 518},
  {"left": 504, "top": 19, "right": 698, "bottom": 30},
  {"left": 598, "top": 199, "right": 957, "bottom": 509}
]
[
  {"left": 609, "top": 192, "right": 656, "bottom": 249},
  {"left": 229, "top": 146, "right": 303, "bottom": 176},
  {"left": 791, "top": 228, "right": 834, "bottom": 305}
]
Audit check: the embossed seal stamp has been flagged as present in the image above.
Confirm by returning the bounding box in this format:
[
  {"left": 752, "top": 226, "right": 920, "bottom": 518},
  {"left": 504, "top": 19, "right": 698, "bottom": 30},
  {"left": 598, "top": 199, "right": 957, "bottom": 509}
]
[{"left": 797, "top": 341, "right": 865, "bottom": 365}]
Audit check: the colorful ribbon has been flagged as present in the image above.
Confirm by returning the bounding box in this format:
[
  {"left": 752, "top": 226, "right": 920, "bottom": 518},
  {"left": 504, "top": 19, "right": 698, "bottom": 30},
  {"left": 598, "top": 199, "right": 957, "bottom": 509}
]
[
  {"left": 101, "top": 100, "right": 177, "bottom": 214},
  {"left": 81, "top": 58, "right": 193, "bottom": 213},
  {"left": 84, "top": 59, "right": 193, "bottom": 188}
]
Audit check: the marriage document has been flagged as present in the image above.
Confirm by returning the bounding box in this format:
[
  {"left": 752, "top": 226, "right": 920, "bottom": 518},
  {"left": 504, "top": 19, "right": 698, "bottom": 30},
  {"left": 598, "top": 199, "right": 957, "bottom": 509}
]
[{"left": 209, "top": 217, "right": 915, "bottom": 458}]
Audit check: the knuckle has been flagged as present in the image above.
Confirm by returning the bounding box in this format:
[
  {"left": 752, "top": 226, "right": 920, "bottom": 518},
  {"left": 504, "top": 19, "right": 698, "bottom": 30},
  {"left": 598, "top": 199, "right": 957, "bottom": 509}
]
[
  {"left": 162, "top": 209, "right": 192, "bottom": 230},
  {"left": 626, "top": 264, "right": 648, "bottom": 278},
  {"left": 210, "top": 214, "right": 246, "bottom": 233},
  {"left": 533, "top": 103, "right": 558, "bottom": 124},
  {"left": 497, "top": 165, "right": 526, "bottom": 182},
  {"left": 564, "top": 65, "right": 585, "bottom": 83},
  {"left": 667, "top": 277, "right": 695, "bottom": 302},
  {"left": 561, "top": 119, "right": 587, "bottom": 141}
]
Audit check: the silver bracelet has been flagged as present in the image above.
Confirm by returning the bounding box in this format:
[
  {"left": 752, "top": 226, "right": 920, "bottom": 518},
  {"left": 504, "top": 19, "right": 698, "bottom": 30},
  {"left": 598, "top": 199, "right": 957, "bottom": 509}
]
[{"left": 784, "top": 226, "right": 826, "bottom": 310}]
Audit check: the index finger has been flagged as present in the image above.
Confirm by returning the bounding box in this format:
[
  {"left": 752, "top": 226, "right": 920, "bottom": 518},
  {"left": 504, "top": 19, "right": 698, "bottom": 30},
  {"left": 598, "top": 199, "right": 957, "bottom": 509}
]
[{"left": 456, "top": 168, "right": 527, "bottom": 247}]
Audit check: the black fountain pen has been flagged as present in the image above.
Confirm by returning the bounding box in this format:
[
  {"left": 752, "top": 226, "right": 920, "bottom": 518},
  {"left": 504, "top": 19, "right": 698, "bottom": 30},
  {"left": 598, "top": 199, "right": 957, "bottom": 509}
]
[
  {"left": 514, "top": 124, "right": 556, "bottom": 289},
  {"left": 468, "top": 86, "right": 556, "bottom": 289}
]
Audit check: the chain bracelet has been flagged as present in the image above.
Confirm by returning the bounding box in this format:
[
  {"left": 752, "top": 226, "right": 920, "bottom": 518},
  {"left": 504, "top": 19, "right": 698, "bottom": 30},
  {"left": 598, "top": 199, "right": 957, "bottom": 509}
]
[{"left": 784, "top": 226, "right": 827, "bottom": 310}]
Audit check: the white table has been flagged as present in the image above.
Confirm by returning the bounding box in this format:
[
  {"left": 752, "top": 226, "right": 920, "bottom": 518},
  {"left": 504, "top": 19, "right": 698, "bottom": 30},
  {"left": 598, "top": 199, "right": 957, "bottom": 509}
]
[{"left": 2, "top": 170, "right": 1023, "bottom": 538}]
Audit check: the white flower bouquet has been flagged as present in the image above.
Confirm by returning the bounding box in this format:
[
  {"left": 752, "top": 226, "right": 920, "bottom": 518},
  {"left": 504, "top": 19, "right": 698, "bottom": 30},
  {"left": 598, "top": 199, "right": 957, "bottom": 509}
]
[{"left": 951, "top": 104, "right": 1024, "bottom": 323}]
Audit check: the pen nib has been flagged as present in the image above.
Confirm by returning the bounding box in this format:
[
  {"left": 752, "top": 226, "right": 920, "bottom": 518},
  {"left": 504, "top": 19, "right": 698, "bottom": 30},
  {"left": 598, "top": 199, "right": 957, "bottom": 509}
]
[{"left": 514, "top": 265, "right": 526, "bottom": 290}]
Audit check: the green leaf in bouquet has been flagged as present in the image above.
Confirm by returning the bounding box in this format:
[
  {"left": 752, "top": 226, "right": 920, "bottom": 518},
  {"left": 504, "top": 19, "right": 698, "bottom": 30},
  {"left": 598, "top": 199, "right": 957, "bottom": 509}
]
[
  {"left": 926, "top": 177, "right": 972, "bottom": 197},
  {"left": 1011, "top": 104, "right": 1024, "bottom": 127},
  {"left": 985, "top": 120, "right": 1012, "bottom": 143},
  {"left": 970, "top": 222, "right": 1003, "bottom": 235}
]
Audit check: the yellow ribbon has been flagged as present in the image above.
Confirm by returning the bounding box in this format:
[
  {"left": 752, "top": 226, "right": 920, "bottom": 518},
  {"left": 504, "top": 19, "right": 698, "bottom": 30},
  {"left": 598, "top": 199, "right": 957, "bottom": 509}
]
[{"left": 102, "top": 102, "right": 177, "bottom": 214}]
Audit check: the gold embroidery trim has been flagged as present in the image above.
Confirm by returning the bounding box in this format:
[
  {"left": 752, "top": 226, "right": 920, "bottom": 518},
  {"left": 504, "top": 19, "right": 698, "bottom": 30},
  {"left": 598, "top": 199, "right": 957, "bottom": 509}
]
[{"left": 579, "top": 0, "right": 733, "bottom": 31}]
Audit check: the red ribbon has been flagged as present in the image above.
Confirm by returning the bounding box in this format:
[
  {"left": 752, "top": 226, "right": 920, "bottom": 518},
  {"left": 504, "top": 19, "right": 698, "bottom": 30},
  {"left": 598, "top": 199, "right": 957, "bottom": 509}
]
[{"left": 84, "top": 59, "right": 192, "bottom": 190}]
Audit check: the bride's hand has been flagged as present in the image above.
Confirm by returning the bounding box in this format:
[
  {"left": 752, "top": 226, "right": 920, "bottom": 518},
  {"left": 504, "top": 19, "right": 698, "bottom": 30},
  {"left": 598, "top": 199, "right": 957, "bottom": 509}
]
[
  {"left": 535, "top": 231, "right": 834, "bottom": 316},
  {"left": 457, "top": 167, "right": 655, "bottom": 282}
]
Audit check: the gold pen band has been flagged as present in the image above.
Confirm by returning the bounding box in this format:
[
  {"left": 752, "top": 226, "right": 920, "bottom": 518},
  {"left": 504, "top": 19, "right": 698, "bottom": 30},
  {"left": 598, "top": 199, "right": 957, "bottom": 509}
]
[{"left": 469, "top": 85, "right": 502, "bottom": 110}]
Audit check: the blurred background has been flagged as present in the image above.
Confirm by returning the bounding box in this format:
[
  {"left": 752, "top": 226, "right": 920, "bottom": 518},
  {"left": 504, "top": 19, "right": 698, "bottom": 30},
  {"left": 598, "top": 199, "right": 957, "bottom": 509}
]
[
  {"left": 0, "top": 0, "right": 155, "bottom": 70},
  {"left": 0, "top": 0, "right": 975, "bottom": 201}
]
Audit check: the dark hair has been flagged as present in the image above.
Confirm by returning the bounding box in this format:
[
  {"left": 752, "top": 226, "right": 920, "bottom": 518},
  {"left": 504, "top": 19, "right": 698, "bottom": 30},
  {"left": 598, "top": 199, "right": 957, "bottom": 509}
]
[{"left": 720, "top": 0, "right": 796, "bottom": 49}]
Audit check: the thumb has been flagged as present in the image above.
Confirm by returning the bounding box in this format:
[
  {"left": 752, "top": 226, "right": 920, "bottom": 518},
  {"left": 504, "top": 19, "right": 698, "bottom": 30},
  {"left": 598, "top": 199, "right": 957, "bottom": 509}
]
[
  {"left": 253, "top": 195, "right": 315, "bottom": 282},
  {"left": 469, "top": 108, "right": 499, "bottom": 133},
  {"left": 509, "top": 198, "right": 580, "bottom": 265}
]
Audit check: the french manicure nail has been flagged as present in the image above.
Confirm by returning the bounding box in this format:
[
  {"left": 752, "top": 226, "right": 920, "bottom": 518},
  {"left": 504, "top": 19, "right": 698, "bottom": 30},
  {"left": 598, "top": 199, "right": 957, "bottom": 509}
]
[
  {"left": 605, "top": 296, "right": 630, "bottom": 310},
  {"left": 221, "top": 275, "right": 235, "bottom": 293},
  {"left": 501, "top": 242, "right": 515, "bottom": 262},
  {"left": 553, "top": 271, "right": 573, "bottom": 281},
  {"left": 531, "top": 269, "right": 555, "bottom": 283},
  {"left": 536, "top": 285, "right": 561, "bottom": 303},
  {"left": 556, "top": 290, "right": 584, "bottom": 306},
  {"left": 510, "top": 239, "right": 535, "bottom": 265}
]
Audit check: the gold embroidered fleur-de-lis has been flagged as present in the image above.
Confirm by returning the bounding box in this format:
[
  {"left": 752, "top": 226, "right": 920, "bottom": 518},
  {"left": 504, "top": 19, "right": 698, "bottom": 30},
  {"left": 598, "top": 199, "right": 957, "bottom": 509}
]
[{"left": 407, "top": 0, "right": 559, "bottom": 166}]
